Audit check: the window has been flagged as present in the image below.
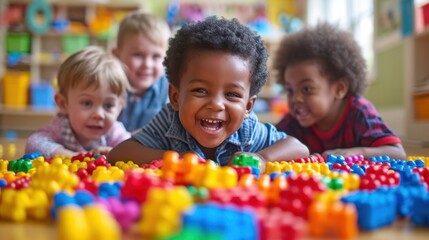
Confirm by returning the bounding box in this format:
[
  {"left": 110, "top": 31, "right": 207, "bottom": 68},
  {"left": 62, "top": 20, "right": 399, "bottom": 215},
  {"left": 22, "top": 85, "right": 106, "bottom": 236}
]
[{"left": 307, "top": 0, "right": 374, "bottom": 78}]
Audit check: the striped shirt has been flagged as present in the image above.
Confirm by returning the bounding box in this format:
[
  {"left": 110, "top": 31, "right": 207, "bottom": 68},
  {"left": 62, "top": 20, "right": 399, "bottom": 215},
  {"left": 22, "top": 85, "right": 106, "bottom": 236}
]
[
  {"left": 119, "top": 75, "right": 169, "bottom": 133},
  {"left": 276, "top": 95, "right": 401, "bottom": 155},
  {"left": 133, "top": 104, "right": 287, "bottom": 166}
]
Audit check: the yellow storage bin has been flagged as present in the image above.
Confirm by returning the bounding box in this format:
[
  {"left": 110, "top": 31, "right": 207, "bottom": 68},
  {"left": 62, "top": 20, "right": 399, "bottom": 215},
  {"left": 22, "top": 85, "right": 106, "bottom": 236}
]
[
  {"left": 3, "top": 71, "right": 30, "bottom": 106},
  {"left": 414, "top": 94, "right": 429, "bottom": 120}
]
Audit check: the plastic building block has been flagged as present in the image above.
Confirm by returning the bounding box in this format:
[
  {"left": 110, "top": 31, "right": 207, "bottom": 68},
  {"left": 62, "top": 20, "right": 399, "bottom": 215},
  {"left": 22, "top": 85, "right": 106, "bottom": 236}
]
[
  {"left": 359, "top": 165, "right": 400, "bottom": 190},
  {"left": 54, "top": 191, "right": 120, "bottom": 240},
  {"left": 186, "top": 186, "right": 209, "bottom": 203},
  {"left": 57, "top": 205, "right": 90, "bottom": 240},
  {"left": 30, "top": 161, "right": 79, "bottom": 195},
  {"left": 209, "top": 186, "right": 266, "bottom": 208},
  {"left": 341, "top": 188, "right": 396, "bottom": 231},
  {"left": 258, "top": 207, "right": 305, "bottom": 240},
  {"left": 309, "top": 198, "right": 357, "bottom": 238},
  {"left": 410, "top": 191, "right": 429, "bottom": 227},
  {"left": 121, "top": 170, "right": 173, "bottom": 203},
  {"left": 395, "top": 185, "right": 427, "bottom": 218},
  {"left": 98, "top": 182, "right": 122, "bottom": 199},
  {"left": 278, "top": 174, "right": 326, "bottom": 218},
  {"left": 98, "top": 197, "right": 140, "bottom": 231},
  {"left": 8, "top": 159, "right": 32, "bottom": 173},
  {"left": 0, "top": 187, "right": 49, "bottom": 222},
  {"left": 139, "top": 187, "right": 193, "bottom": 238},
  {"left": 231, "top": 154, "right": 260, "bottom": 168},
  {"left": 83, "top": 204, "right": 121, "bottom": 240},
  {"left": 0, "top": 179, "right": 7, "bottom": 188},
  {"left": 181, "top": 203, "right": 258, "bottom": 240}
]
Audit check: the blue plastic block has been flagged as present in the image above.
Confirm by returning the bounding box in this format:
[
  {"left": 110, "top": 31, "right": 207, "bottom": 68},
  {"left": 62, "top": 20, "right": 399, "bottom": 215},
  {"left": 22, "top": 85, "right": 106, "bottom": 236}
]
[
  {"left": 182, "top": 203, "right": 258, "bottom": 240},
  {"left": 395, "top": 185, "right": 427, "bottom": 218},
  {"left": 341, "top": 188, "right": 397, "bottom": 231},
  {"left": 410, "top": 191, "right": 429, "bottom": 227}
]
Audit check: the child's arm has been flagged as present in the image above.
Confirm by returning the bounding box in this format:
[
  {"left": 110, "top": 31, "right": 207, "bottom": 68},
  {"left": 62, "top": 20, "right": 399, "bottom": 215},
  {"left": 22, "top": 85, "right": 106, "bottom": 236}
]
[
  {"left": 108, "top": 138, "right": 169, "bottom": 165},
  {"left": 254, "top": 136, "right": 309, "bottom": 163},
  {"left": 25, "top": 130, "right": 76, "bottom": 158},
  {"left": 323, "top": 144, "right": 406, "bottom": 160},
  {"left": 51, "top": 147, "right": 78, "bottom": 157}
]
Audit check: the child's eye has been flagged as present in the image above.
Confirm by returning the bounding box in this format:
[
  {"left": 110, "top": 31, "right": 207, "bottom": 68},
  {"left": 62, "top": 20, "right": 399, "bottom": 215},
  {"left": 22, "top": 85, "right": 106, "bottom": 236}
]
[
  {"left": 132, "top": 53, "right": 142, "bottom": 58},
  {"left": 226, "top": 92, "right": 241, "bottom": 98},
  {"left": 192, "top": 88, "right": 207, "bottom": 95},
  {"left": 80, "top": 100, "right": 92, "bottom": 107},
  {"left": 153, "top": 54, "right": 162, "bottom": 60},
  {"left": 302, "top": 86, "right": 313, "bottom": 94},
  {"left": 104, "top": 103, "right": 115, "bottom": 110}
]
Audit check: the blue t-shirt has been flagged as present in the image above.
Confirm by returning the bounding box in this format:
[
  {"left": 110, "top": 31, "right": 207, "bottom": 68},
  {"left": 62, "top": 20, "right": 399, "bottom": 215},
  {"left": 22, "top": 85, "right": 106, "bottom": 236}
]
[
  {"left": 133, "top": 104, "right": 287, "bottom": 166},
  {"left": 119, "top": 75, "right": 169, "bottom": 132}
]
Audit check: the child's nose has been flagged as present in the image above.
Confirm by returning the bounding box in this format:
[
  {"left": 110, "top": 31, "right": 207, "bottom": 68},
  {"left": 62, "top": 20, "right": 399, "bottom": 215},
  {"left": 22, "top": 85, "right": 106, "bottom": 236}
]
[
  {"left": 292, "top": 92, "right": 303, "bottom": 103},
  {"left": 208, "top": 96, "right": 226, "bottom": 111},
  {"left": 92, "top": 107, "right": 105, "bottom": 119},
  {"left": 141, "top": 57, "right": 153, "bottom": 67}
]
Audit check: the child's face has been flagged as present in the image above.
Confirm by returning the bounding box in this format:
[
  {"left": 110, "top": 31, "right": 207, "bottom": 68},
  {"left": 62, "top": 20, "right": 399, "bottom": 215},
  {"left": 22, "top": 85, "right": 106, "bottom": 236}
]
[
  {"left": 283, "top": 61, "right": 348, "bottom": 131},
  {"left": 56, "top": 83, "right": 124, "bottom": 148},
  {"left": 169, "top": 51, "right": 256, "bottom": 149},
  {"left": 113, "top": 33, "right": 166, "bottom": 95}
]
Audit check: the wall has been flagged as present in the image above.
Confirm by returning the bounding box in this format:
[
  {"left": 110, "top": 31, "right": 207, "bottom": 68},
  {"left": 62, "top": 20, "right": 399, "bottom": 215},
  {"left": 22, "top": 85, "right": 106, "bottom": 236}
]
[
  {"left": 365, "top": 1, "right": 407, "bottom": 137},
  {"left": 146, "top": 0, "right": 265, "bottom": 16}
]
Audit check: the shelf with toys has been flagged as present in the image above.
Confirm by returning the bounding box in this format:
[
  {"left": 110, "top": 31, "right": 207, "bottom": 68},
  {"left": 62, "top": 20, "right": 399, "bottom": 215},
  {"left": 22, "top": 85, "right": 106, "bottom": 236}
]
[
  {"left": 0, "top": 0, "right": 143, "bottom": 132},
  {"left": 404, "top": 2, "right": 429, "bottom": 143}
]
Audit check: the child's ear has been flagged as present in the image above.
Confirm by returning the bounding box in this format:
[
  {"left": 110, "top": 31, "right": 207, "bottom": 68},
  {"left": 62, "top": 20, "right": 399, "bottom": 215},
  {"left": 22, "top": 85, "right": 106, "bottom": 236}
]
[
  {"left": 335, "top": 80, "right": 349, "bottom": 99},
  {"left": 245, "top": 95, "right": 257, "bottom": 118},
  {"left": 55, "top": 93, "right": 68, "bottom": 115},
  {"left": 112, "top": 48, "right": 120, "bottom": 58},
  {"left": 168, "top": 84, "right": 180, "bottom": 111}
]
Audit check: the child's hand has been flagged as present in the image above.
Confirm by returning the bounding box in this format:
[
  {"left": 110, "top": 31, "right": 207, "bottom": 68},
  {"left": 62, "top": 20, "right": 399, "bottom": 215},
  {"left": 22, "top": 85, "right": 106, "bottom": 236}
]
[
  {"left": 323, "top": 148, "right": 363, "bottom": 157},
  {"left": 93, "top": 146, "right": 113, "bottom": 156}
]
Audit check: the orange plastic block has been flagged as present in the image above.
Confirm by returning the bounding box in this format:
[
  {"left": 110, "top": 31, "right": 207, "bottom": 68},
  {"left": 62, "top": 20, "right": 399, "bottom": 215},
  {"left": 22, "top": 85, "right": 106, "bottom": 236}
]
[{"left": 308, "top": 199, "right": 358, "bottom": 239}]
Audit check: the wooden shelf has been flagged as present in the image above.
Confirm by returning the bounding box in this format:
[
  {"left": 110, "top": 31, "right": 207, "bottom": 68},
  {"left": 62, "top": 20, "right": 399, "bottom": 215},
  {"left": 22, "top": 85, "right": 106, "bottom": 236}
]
[
  {"left": 414, "top": 81, "right": 429, "bottom": 96},
  {"left": 1, "top": 1, "right": 142, "bottom": 132},
  {"left": 8, "top": 0, "right": 141, "bottom": 7},
  {"left": 0, "top": 105, "right": 56, "bottom": 131}
]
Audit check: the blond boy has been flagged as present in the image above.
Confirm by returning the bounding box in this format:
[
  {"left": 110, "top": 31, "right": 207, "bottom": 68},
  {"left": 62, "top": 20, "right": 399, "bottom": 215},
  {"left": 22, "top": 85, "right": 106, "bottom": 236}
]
[
  {"left": 113, "top": 12, "right": 171, "bottom": 132},
  {"left": 25, "top": 46, "right": 131, "bottom": 157}
]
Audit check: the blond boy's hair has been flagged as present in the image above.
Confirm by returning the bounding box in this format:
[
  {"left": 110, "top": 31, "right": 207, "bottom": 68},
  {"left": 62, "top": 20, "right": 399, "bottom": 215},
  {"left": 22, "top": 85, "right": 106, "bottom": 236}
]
[
  {"left": 116, "top": 12, "right": 170, "bottom": 49},
  {"left": 57, "top": 46, "right": 129, "bottom": 98}
]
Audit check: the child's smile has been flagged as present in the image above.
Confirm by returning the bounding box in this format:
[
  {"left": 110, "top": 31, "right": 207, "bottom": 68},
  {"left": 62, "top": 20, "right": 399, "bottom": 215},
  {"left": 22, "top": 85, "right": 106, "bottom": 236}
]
[
  {"left": 169, "top": 50, "right": 255, "bottom": 150},
  {"left": 200, "top": 118, "right": 224, "bottom": 132}
]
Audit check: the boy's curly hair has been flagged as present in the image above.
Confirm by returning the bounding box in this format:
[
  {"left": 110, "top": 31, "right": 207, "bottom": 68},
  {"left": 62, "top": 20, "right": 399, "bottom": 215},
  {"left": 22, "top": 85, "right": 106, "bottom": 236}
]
[
  {"left": 164, "top": 16, "right": 268, "bottom": 97},
  {"left": 273, "top": 23, "right": 368, "bottom": 96}
]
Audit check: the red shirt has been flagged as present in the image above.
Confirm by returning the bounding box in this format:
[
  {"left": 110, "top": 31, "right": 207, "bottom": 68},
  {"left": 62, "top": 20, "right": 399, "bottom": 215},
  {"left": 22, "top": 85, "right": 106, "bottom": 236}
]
[{"left": 276, "top": 96, "right": 401, "bottom": 154}]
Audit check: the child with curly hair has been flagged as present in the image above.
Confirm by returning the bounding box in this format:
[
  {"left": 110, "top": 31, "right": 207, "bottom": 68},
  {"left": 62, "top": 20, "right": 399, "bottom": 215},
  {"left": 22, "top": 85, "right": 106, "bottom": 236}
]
[
  {"left": 108, "top": 16, "right": 309, "bottom": 166},
  {"left": 25, "top": 46, "right": 131, "bottom": 157},
  {"left": 274, "top": 23, "right": 406, "bottom": 159}
]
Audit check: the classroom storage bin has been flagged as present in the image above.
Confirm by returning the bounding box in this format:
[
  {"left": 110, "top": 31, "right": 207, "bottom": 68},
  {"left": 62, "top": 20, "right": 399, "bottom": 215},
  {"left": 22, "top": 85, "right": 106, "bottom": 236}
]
[
  {"left": 6, "top": 33, "right": 31, "bottom": 53},
  {"left": 62, "top": 34, "right": 89, "bottom": 54},
  {"left": 3, "top": 71, "right": 30, "bottom": 106},
  {"left": 414, "top": 94, "right": 429, "bottom": 120},
  {"left": 30, "top": 82, "right": 55, "bottom": 108}
]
